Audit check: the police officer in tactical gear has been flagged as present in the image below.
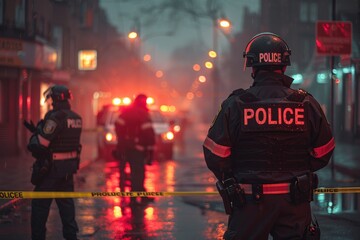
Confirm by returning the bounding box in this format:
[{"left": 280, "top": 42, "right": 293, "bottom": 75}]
[
  {"left": 27, "top": 85, "right": 82, "bottom": 240},
  {"left": 114, "top": 94, "right": 156, "bottom": 204},
  {"left": 203, "top": 32, "right": 335, "bottom": 240}
]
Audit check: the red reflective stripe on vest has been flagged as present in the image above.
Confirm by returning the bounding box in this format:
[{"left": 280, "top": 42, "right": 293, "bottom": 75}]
[
  {"left": 312, "top": 137, "right": 335, "bottom": 158},
  {"left": 38, "top": 135, "right": 50, "bottom": 147},
  {"left": 203, "top": 137, "right": 231, "bottom": 158}
]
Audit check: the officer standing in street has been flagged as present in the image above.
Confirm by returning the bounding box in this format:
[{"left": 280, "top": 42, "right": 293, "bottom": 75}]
[
  {"left": 114, "top": 94, "right": 156, "bottom": 205},
  {"left": 203, "top": 32, "right": 335, "bottom": 240},
  {"left": 26, "top": 85, "right": 82, "bottom": 240}
]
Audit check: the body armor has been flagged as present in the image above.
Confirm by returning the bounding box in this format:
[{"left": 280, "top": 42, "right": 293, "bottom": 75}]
[
  {"left": 42, "top": 109, "right": 82, "bottom": 176},
  {"left": 231, "top": 88, "right": 311, "bottom": 172},
  {"left": 203, "top": 71, "right": 334, "bottom": 183}
]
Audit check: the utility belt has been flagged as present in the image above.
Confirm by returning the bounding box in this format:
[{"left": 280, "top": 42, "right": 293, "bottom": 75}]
[
  {"left": 239, "top": 182, "right": 290, "bottom": 199},
  {"left": 52, "top": 151, "right": 79, "bottom": 160},
  {"left": 216, "top": 173, "right": 318, "bottom": 215}
]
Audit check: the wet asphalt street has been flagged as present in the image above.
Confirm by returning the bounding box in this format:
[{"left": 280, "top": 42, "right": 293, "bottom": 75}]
[{"left": 1, "top": 121, "right": 360, "bottom": 239}]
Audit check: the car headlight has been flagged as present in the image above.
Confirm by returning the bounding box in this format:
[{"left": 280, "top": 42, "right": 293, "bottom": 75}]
[
  {"left": 161, "top": 131, "right": 174, "bottom": 141},
  {"left": 105, "top": 132, "right": 116, "bottom": 142},
  {"left": 173, "top": 125, "right": 181, "bottom": 133}
]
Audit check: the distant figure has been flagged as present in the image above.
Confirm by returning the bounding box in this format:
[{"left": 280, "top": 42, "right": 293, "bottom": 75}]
[
  {"left": 114, "top": 94, "right": 156, "bottom": 204},
  {"left": 26, "top": 85, "right": 82, "bottom": 240},
  {"left": 96, "top": 104, "right": 111, "bottom": 126},
  {"left": 203, "top": 32, "right": 335, "bottom": 239}
]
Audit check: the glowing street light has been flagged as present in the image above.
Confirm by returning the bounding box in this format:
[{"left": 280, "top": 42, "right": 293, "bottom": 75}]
[
  {"left": 193, "top": 64, "right": 201, "bottom": 71},
  {"left": 211, "top": 15, "right": 232, "bottom": 115},
  {"left": 155, "top": 70, "right": 164, "bottom": 78},
  {"left": 143, "top": 54, "right": 151, "bottom": 62},
  {"left": 218, "top": 18, "right": 231, "bottom": 28},
  {"left": 208, "top": 50, "right": 217, "bottom": 58},
  {"left": 186, "top": 92, "right": 195, "bottom": 100},
  {"left": 205, "top": 61, "right": 213, "bottom": 69},
  {"left": 128, "top": 31, "right": 138, "bottom": 39},
  {"left": 198, "top": 75, "right": 206, "bottom": 83}
]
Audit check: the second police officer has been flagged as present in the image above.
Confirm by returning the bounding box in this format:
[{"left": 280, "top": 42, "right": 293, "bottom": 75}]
[
  {"left": 114, "top": 94, "right": 156, "bottom": 205},
  {"left": 203, "top": 32, "right": 335, "bottom": 239},
  {"left": 26, "top": 85, "right": 82, "bottom": 240}
]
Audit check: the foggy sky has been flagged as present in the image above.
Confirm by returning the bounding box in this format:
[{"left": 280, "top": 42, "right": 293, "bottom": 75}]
[{"left": 99, "top": 0, "right": 259, "bottom": 71}]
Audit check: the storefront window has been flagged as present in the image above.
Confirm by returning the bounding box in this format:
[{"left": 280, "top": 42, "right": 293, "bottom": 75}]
[{"left": 15, "top": 0, "right": 25, "bottom": 29}]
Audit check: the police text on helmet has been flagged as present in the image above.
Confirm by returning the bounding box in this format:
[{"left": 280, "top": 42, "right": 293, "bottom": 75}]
[{"left": 259, "top": 53, "right": 282, "bottom": 63}]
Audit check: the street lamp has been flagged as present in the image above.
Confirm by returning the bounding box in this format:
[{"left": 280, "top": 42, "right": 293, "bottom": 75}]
[
  {"left": 127, "top": 29, "right": 140, "bottom": 55},
  {"left": 143, "top": 54, "right": 151, "bottom": 62},
  {"left": 208, "top": 50, "right": 217, "bottom": 58},
  {"left": 218, "top": 18, "right": 231, "bottom": 29},
  {"left": 128, "top": 31, "right": 138, "bottom": 39},
  {"left": 211, "top": 16, "right": 232, "bottom": 115}
]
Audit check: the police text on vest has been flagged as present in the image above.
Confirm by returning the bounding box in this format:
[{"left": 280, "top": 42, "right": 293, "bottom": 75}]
[
  {"left": 67, "top": 119, "right": 82, "bottom": 128},
  {"left": 243, "top": 107, "right": 304, "bottom": 126}
]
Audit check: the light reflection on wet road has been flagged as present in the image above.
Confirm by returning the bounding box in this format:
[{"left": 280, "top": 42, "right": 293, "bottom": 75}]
[{"left": 1, "top": 122, "right": 360, "bottom": 239}]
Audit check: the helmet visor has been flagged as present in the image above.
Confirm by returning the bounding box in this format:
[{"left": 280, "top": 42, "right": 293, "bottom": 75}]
[{"left": 43, "top": 86, "right": 53, "bottom": 103}]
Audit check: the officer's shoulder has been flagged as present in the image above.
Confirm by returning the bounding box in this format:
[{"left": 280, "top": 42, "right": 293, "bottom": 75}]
[
  {"left": 287, "top": 88, "right": 313, "bottom": 102},
  {"left": 228, "top": 88, "right": 258, "bottom": 103},
  {"left": 52, "top": 110, "right": 67, "bottom": 119},
  {"left": 70, "top": 110, "right": 82, "bottom": 119},
  {"left": 229, "top": 88, "right": 246, "bottom": 97},
  {"left": 223, "top": 89, "right": 244, "bottom": 106}
]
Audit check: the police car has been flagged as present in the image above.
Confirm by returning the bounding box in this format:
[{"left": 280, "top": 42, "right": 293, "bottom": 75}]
[{"left": 96, "top": 102, "right": 175, "bottom": 161}]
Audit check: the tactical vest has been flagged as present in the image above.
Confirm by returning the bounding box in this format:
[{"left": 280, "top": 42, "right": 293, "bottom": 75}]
[
  {"left": 48, "top": 109, "right": 82, "bottom": 175},
  {"left": 232, "top": 89, "right": 311, "bottom": 172},
  {"left": 120, "top": 107, "right": 149, "bottom": 148}
]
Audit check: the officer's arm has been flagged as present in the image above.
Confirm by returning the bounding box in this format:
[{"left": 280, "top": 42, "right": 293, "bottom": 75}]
[
  {"left": 27, "top": 116, "right": 60, "bottom": 158},
  {"left": 308, "top": 98, "right": 335, "bottom": 171},
  {"left": 115, "top": 115, "right": 126, "bottom": 135},
  {"left": 203, "top": 100, "right": 233, "bottom": 180},
  {"left": 141, "top": 115, "right": 156, "bottom": 147},
  {"left": 37, "top": 115, "right": 63, "bottom": 149}
]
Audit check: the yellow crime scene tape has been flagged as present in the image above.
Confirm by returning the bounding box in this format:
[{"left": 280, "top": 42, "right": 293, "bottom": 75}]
[
  {"left": 0, "top": 191, "right": 218, "bottom": 199},
  {"left": 1, "top": 187, "right": 360, "bottom": 199}
]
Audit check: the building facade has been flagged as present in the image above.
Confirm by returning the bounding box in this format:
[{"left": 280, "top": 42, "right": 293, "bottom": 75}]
[{"left": 0, "top": 0, "right": 121, "bottom": 156}]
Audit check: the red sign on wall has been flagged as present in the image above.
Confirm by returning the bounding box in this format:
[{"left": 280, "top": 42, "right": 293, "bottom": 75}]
[{"left": 316, "top": 21, "right": 352, "bottom": 56}]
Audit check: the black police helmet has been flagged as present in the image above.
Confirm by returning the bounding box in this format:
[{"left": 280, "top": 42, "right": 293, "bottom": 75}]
[
  {"left": 243, "top": 32, "right": 291, "bottom": 68},
  {"left": 43, "top": 85, "right": 72, "bottom": 102},
  {"left": 134, "top": 94, "right": 148, "bottom": 108}
]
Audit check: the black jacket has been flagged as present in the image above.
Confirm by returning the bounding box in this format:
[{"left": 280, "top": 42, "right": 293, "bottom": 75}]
[
  {"left": 28, "top": 101, "right": 82, "bottom": 176},
  {"left": 203, "top": 71, "right": 335, "bottom": 183},
  {"left": 115, "top": 105, "right": 156, "bottom": 152}
]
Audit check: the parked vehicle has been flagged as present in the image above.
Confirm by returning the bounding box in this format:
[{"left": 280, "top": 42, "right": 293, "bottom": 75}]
[{"left": 97, "top": 105, "right": 175, "bottom": 161}]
